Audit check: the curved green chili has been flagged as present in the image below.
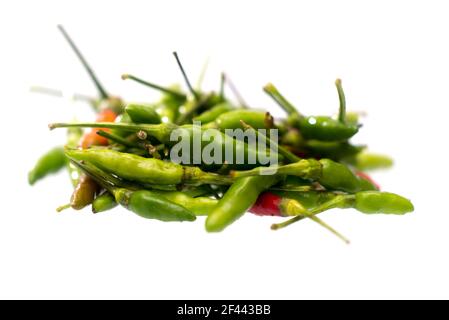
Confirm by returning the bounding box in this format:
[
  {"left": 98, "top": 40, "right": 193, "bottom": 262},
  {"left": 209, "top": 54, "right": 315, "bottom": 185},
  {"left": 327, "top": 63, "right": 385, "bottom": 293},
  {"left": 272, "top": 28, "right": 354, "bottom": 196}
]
[
  {"left": 65, "top": 148, "right": 232, "bottom": 186},
  {"left": 232, "top": 158, "right": 377, "bottom": 193},
  {"left": 115, "top": 189, "right": 196, "bottom": 222},
  {"left": 205, "top": 175, "right": 280, "bottom": 232},
  {"left": 204, "top": 109, "right": 269, "bottom": 130},
  {"left": 92, "top": 192, "right": 118, "bottom": 213},
  {"left": 353, "top": 152, "right": 394, "bottom": 171},
  {"left": 125, "top": 103, "right": 161, "bottom": 124},
  {"left": 193, "top": 102, "right": 234, "bottom": 124},
  {"left": 28, "top": 147, "right": 67, "bottom": 185}
]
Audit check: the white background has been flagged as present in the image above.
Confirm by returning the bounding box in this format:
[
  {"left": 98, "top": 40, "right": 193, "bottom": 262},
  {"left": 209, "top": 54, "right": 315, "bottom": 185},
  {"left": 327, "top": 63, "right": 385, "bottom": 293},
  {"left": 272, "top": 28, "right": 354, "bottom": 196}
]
[{"left": 1, "top": 0, "right": 448, "bottom": 299}]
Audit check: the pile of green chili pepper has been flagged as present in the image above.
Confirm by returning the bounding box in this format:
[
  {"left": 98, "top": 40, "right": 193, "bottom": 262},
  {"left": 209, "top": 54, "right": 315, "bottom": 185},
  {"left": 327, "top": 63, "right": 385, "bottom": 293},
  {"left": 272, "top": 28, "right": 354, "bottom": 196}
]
[{"left": 28, "top": 25, "right": 414, "bottom": 243}]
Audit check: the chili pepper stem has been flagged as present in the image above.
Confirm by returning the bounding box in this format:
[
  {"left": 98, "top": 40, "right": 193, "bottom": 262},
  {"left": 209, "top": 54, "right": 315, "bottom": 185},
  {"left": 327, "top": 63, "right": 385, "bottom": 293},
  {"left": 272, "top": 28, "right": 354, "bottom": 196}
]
[
  {"left": 96, "top": 130, "right": 140, "bottom": 149},
  {"left": 196, "top": 57, "right": 210, "bottom": 91},
  {"left": 49, "top": 122, "right": 177, "bottom": 144},
  {"left": 219, "top": 72, "right": 225, "bottom": 100},
  {"left": 271, "top": 194, "right": 353, "bottom": 230},
  {"left": 222, "top": 73, "right": 248, "bottom": 108},
  {"left": 335, "top": 78, "right": 346, "bottom": 124},
  {"left": 56, "top": 203, "right": 71, "bottom": 213},
  {"left": 57, "top": 25, "right": 109, "bottom": 99},
  {"left": 231, "top": 159, "right": 322, "bottom": 180},
  {"left": 173, "top": 51, "right": 200, "bottom": 100},
  {"left": 304, "top": 213, "right": 350, "bottom": 244},
  {"left": 121, "top": 74, "right": 186, "bottom": 100},
  {"left": 263, "top": 83, "right": 299, "bottom": 116}
]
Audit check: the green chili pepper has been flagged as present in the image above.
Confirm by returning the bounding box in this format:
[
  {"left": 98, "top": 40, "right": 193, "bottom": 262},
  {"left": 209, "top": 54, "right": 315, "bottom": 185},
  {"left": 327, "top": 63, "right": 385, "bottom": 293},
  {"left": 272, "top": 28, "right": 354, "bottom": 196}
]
[
  {"left": 92, "top": 192, "right": 118, "bottom": 213},
  {"left": 28, "top": 147, "right": 67, "bottom": 185},
  {"left": 232, "top": 158, "right": 376, "bottom": 193},
  {"left": 264, "top": 80, "right": 359, "bottom": 141},
  {"left": 156, "top": 101, "right": 179, "bottom": 123},
  {"left": 297, "top": 116, "right": 358, "bottom": 141},
  {"left": 280, "top": 128, "right": 305, "bottom": 148},
  {"left": 110, "top": 113, "right": 133, "bottom": 137},
  {"left": 354, "top": 191, "right": 414, "bottom": 214},
  {"left": 115, "top": 189, "right": 196, "bottom": 221},
  {"left": 121, "top": 74, "right": 187, "bottom": 123},
  {"left": 151, "top": 191, "right": 217, "bottom": 216},
  {"left": 352, "top": 152, "right": 394, "bottom": 171},
  {"left": 65, "top": 148, "right": 232, "bottom": 187},
  {"left": 304, "top": 140, "right": 365, "bottom": 162},
  {"left": 125, "top": 103, "right": 161, "bottom": 124},
  {"left": 318, "top": 159, "right": 367, "bottom": 192},
  {"left": 272, "top": 191, "right": 414, "bottom": 230},
  {"left": 204, "top": 110, "right": 268, "bottom": 130},
  {"left": 193, "top": 102, "right": 234, "bottom": 124},
  {"left": 205, "top": 175, "right": 280, "bottom": 232}
]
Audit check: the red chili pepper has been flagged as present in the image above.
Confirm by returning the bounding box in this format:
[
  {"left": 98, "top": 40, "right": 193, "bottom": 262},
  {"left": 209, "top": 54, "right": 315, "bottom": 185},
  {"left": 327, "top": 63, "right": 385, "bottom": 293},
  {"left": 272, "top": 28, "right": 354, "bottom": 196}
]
[
  {"left": 250, "top": 192, "right": 311, "bottom": 218},
  {"left": 80, "top": 109, "right": 118, "bottom": 149},
  {"left": 250, "top": 192, "right": 283, "bottom": 216},
  {"left": 355, "top": 171, "right": 380, "bottom": 190}
]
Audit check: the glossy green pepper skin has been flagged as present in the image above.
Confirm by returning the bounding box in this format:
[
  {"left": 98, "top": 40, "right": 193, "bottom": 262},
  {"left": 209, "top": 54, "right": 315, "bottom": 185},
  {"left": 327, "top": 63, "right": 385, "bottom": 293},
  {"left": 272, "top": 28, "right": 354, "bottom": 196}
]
[
  {"left": 207, "top": 110, "right": 268, "bottom": 130},
  {"left": 193, "top": 102, "right": 234, "bottom": 124},
  {"left": 152, "top": 191, "right": 217, "bottom": 216},
  {"left": 92, "top": 192, "right": 118, "bottom": 213},
  {"left": 173, "top": 126, "right": 283, "bottom": 169},
  {"left": 354, "top": 191, "right": 414, "bottom": 214},
  {"left": 157, "top": 87, "right": 186, "bottom": 123},
  {"left": 206, "top": 175, "right": 280, "bottom": 232},
  {"left": 232, "top": 158, "right": 376, "bottom": 193},
  {"left": 319, "top": 159, "right": 362, "bottom": 193},
  {"left": 125, "top": 103, "right": 161, "bottom": 124},
  {"left": 65, "top": 148, "right": 232, "bottom": 187},
  {"left": 298, "top": 116, "right": 359, "bottom": 141},
  {"left": 111, "top": 113, "right": 133, "bottom": 137},
  {"left": 28, "top": 147, "right": 67, "bottom": 185},
  {"left": 115, "top": 189, "right": 196, "bottom": 222},
  {"left": 305, "top": 141, "right": 364, "bottom": 162},
  {"left": 353, "top": 152, "right": 394, "bottom": 171}
]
